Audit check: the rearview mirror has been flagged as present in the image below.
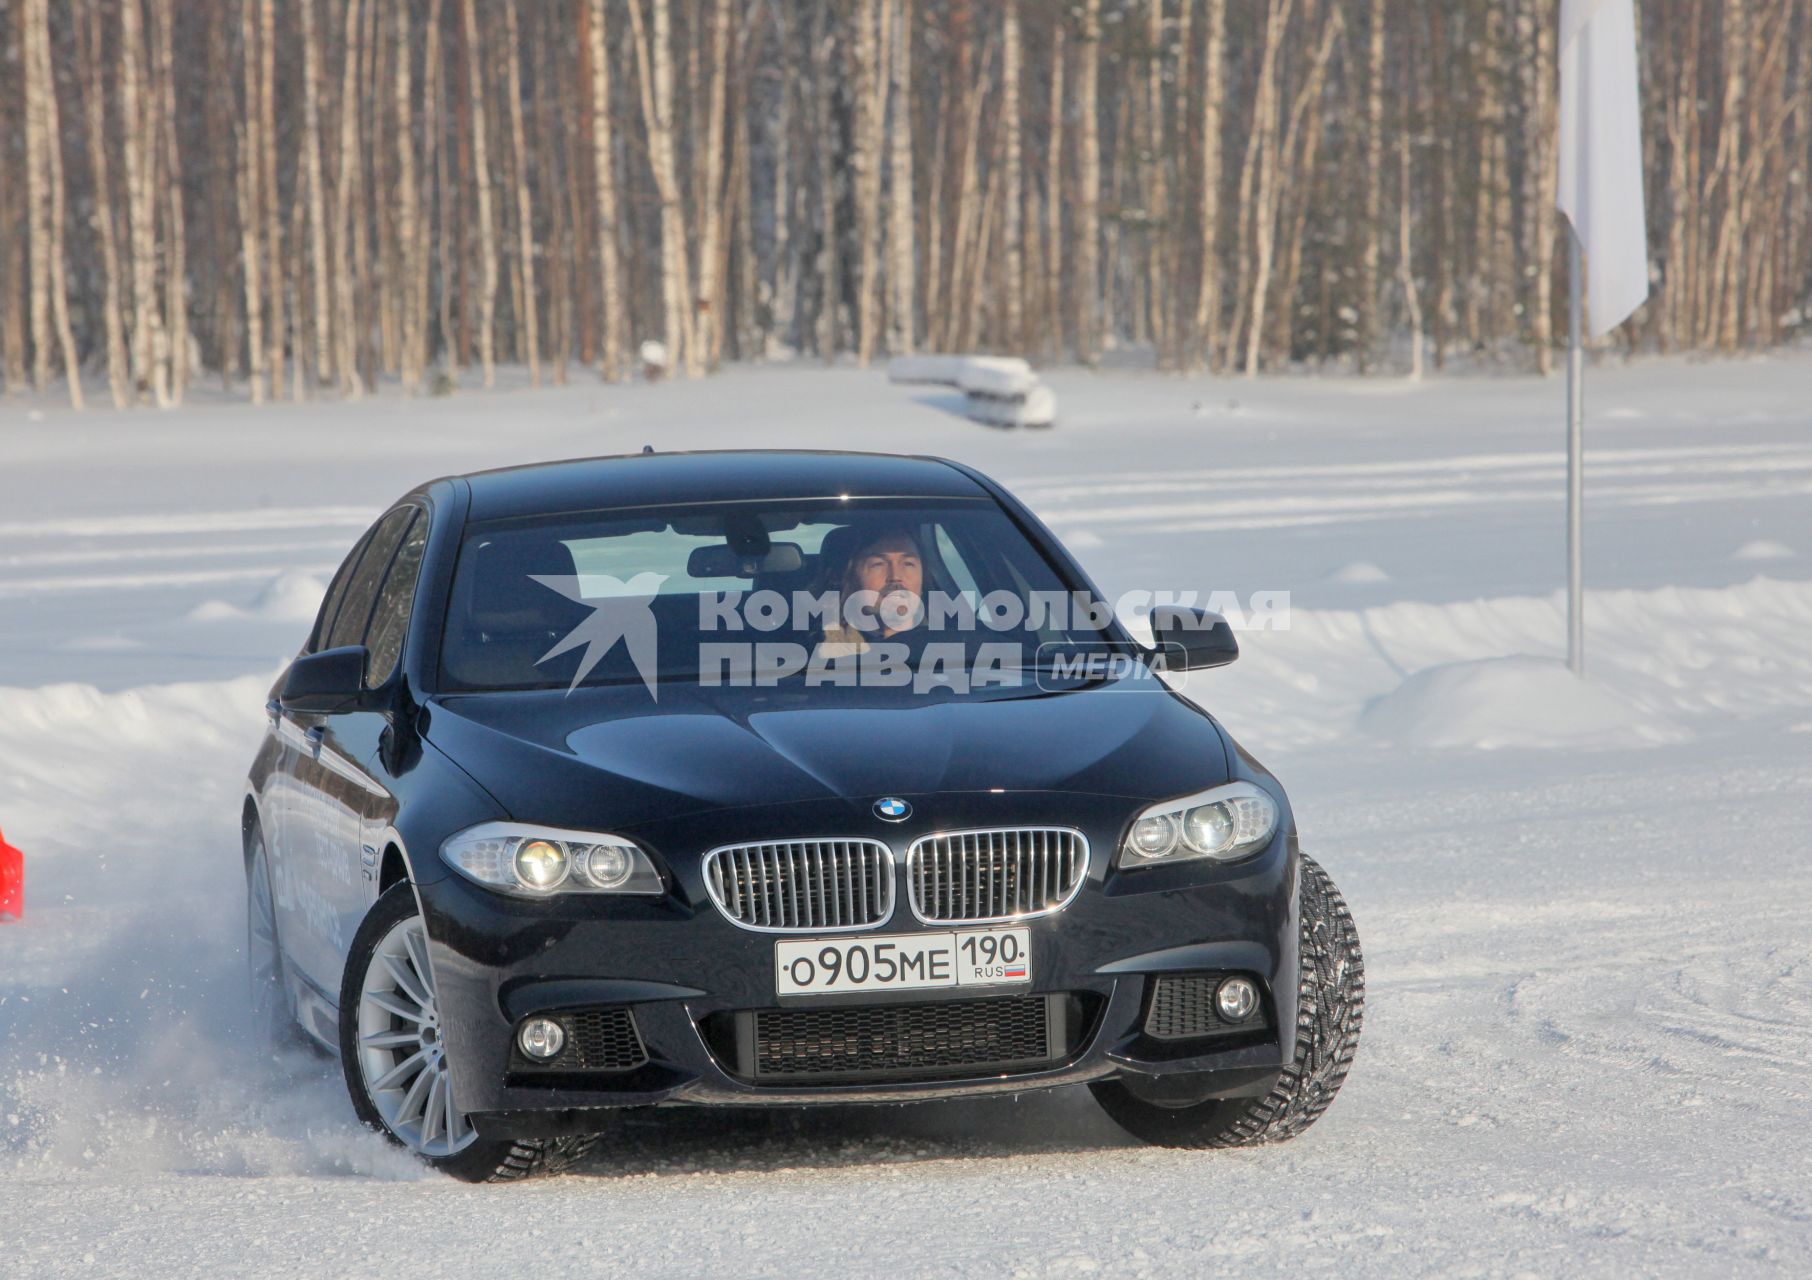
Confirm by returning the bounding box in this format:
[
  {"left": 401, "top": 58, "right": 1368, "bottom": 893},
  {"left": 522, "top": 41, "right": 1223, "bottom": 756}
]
[
  {"left": 687, "top": 542, "right": 805, "bottom": 579},
  {"left": 1148, "top": 607, "right": 1239, "bottom": 672},
  {"left": 280, "top": 646, "right": 370, "bottom": 714}
]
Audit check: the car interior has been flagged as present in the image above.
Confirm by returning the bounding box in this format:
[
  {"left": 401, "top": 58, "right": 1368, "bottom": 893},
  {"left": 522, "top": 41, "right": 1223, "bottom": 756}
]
[{"left": 439, "top": 507, "right": 991, "bottom": 691}]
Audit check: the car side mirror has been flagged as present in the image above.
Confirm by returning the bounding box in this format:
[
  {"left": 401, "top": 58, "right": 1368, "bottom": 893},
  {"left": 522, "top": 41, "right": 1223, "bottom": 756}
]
[
  {"left": 1149, "top": 606, "right": 1239, "bottom": 672},
  {"left": 280, "top": 646, "right": 370, "bottom": 714}
]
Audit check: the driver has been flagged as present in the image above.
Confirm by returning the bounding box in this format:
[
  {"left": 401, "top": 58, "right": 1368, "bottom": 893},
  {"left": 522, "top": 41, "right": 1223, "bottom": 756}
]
[{"left": 816, "top": 527, "right": 928, "bottom": 657}]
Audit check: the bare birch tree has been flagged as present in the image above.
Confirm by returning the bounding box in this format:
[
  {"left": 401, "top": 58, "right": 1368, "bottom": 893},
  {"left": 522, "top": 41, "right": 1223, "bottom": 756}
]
[
  {"left": 79, "top": 0, "right": 130, "bottom": 407},
  {"left": 1001, "top": 0, "right": 1024, "bottom": 352},
  {"left": 153, "top": 0, "right": 185, "bottom": 403},
  {"left": 461, "top": 0, "right": 498, "bottom": 385},
  {"left": 1043, "top": 20, "right": 1065, "bottom": 358},
  {"left": 1234, "top": 0, "right": 1295, "bottom": 376},
  {"left": 395, "top": 0, "right": 424, "bottom": 390},
  {"left": 22, "top": 0, "right": 52, "bottom": 394},
  {"left": 25, "top": 0, "right": 82, "bottom": 405},
  {"left": 119, "top": 0, "right": 168, "bottom": 404},
  {"left": 258, "top": 0, "right": 282, "bottom": 399},
  {"left": 586, "top": 0, "right": 624, "bottom": 379},
  {"left": 850, "top": 0, "right": 884, "bottom": 363},
  {"left": 299, "top": 0, "right": 333, "bottom": 385},
  {"left": 885, "top": 0, "right": 915, "bottom": 356},
  {"left": 1192, "top": 0, "right": 1226, "bottom": 370},
  {"left": 1358, "top": 0, "right": 1385, "bottom": 370},
  {"left": 1075, "top": 0, "right": 1101, "bottom": 365},
  {"left": 694, "top": 0, "right": 733, "bottom": 369},
  {"left": 333, "top": 0, "right": 365, "bottom": 395},
  {"left": 628, "top": 0, "right": 695, "bottom": 374}
]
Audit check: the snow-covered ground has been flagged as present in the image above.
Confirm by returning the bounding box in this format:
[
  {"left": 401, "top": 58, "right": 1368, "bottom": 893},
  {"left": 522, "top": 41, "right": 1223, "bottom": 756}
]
[{"left": 3, "top": 353, "right": 1810, "bottom": 1276}]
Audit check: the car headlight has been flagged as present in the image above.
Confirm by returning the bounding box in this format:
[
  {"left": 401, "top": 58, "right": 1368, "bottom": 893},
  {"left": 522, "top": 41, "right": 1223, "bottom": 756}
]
[
  {"left": 1118, "top": 782, "right": 1279, "bottom": 869},
  {"left": 440, "top": 823, "right": 664, "bottom": 896}
]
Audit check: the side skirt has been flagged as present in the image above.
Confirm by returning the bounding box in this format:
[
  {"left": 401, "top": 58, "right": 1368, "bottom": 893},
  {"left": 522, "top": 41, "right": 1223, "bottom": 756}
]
[{"left": 290, "top": 969, "right": 342, "bottom": 1056}]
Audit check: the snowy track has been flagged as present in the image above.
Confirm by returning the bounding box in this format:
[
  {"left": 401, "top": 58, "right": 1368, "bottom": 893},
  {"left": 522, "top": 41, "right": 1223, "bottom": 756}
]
[{"left": 3, "top": 356, "right": 1810, "bottom": 1275}]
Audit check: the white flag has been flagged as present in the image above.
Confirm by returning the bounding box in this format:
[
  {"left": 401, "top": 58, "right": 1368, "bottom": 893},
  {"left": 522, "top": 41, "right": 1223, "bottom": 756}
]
[{"left": 1556, "top": 0, "right": 1649, "bottom": 336}]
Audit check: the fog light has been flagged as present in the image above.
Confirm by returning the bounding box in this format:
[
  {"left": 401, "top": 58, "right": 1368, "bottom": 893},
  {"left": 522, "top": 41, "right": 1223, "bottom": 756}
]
[
  {"left": 1216, "top": 976, "right": 1260, "bottom": 1023},
  {"left": 517, "top": 1016, "right": 566, "bottom": 1061}
]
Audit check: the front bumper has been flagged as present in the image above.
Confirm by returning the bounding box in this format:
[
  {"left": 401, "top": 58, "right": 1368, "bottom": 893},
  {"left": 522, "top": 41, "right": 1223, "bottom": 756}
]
[{"left": 415, "top": 794, "right": 1300, "bottom": 1132}]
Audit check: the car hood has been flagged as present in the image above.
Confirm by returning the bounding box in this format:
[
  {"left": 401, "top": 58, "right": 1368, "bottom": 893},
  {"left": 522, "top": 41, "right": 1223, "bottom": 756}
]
[{"left": 424, "top": 680, "right": 1231, "bottom": 829}]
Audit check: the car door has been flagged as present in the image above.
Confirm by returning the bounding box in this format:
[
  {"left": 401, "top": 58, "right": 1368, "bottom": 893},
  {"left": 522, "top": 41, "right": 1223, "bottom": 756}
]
[
  {"left": 319, "top": 506, "right": 430, "bottom": 971},
  {"left": 280, "top": 506, "right": 417, "bottom": 997},
  {"left": 263, "top": 521, "right": 375, "bottom": 1015}
]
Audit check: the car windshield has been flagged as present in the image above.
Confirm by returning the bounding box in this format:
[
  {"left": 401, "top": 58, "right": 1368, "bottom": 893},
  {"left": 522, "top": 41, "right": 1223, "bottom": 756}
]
[{"left": 438, "top": 497, "right": 1135, "bottom": 696}]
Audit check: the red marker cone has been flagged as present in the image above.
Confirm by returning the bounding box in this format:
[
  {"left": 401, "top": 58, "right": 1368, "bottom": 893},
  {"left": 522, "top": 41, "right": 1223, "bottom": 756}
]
[{"left": 0, "top": 828, "right": 22, "bottom": 920}]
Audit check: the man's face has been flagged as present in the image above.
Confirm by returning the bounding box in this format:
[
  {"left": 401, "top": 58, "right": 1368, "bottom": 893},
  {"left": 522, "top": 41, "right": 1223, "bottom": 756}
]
[{"left": 854, "top": 536, "right": 923, "bottom": 631}]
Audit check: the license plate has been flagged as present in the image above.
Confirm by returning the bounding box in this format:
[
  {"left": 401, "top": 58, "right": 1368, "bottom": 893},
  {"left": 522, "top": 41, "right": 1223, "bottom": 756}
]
[{"left": 775, "top": 928, "right": 1032, "bottom": 996}]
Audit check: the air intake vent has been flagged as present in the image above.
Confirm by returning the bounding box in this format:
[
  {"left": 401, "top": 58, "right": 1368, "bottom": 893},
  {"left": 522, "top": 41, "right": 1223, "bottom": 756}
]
[
  {"left": 748, "top": 995, "right": 1067, "bottom": 1083},
  {"left": 509, "top": 1006, "right": 648, "bottom": 1073},
  {"left": 1143, "top": 974, "right": 1267, "bottom": 1041}
]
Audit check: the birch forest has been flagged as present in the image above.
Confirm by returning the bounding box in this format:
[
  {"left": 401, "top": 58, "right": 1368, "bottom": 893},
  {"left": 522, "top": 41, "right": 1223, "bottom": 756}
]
[{"left": 3, "top": 0, "right": 1810, "bottom": 409}]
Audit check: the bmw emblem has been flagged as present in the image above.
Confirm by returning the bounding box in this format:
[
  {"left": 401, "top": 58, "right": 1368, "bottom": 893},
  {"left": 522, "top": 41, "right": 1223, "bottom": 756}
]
[{"left": 873, "top": 796, "right": 912, "bottom": 823}]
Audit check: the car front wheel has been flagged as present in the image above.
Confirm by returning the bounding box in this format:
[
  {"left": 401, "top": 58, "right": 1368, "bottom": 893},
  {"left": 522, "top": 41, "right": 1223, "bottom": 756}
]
[
  {"left": 338, "top": 883, "right": 596, "bottom": 1181},
  {"left": 1092, "top": 854, "right": 1364, "bottom": 1148}
]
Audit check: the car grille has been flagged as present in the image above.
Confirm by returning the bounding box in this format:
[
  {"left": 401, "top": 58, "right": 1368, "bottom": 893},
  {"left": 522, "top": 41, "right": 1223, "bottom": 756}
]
[
  {"left": 907, "top": 828, "right": 1089, "bottom": 923},
  {"left": 510, "top": 1006, "right": 648, "bottom": 1073},
  {"left": 703, "top": 839, "right": 895, "bottom": 932},
  {"left": 748, "top": 995, "right": 1067, "bottom": 1083}
]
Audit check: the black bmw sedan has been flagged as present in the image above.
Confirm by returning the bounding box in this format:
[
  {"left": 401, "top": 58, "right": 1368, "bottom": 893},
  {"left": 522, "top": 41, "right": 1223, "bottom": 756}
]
[{"left": 243, "top": 450, "right": 1363, "bottom": 1181}]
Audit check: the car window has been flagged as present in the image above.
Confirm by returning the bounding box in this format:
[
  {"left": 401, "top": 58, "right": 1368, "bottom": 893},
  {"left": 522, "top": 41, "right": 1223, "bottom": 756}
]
[
  {"left": 362, "top": 510, "right": 427, "bottom": 688},
  {"left": 439, "top": 497, "right": 1124, "bottom": 695},
  {"left": 935, "top": 526, "right": 982, "bottom": 606},
  {"left": 560, "top": 521, "right": 842, "bottom": 598},
  {"left": 327, "top": 507, "right": 415, "bottom": 652},
  {"left": 309, "top": 525, "right": 378, "bottom": 654}
]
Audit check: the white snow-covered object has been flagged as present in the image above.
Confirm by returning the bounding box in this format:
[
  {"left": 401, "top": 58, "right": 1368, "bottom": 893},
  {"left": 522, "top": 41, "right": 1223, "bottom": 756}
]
[
  {"left": 886, "top": 353, "right": 1032, "bottom": 387},
  {"left": 955, "top": 359, "right": 1039, "bottom": 400},
  {"left": 885, "top": 352, "right": 1056, "bottom": 428},
  {"left": 964, "top": 380, "right": 1057, "bottom": 429}
]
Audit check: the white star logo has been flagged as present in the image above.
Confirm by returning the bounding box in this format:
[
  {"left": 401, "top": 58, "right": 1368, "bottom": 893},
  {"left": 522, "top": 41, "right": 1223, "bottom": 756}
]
[{"left": 530, "top": 572, "right": 666, "bottom": 697}]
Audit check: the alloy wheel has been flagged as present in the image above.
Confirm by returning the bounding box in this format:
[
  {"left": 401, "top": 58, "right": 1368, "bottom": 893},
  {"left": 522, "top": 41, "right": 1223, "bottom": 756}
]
[{"left": 354, "top": 915, "right": 476, "bottom": 1157}]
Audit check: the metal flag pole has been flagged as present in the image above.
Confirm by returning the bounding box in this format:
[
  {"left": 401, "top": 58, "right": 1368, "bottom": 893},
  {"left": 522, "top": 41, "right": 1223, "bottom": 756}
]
[{"left": 1566, "top": 225, "right": 1585, "bottom": 677}]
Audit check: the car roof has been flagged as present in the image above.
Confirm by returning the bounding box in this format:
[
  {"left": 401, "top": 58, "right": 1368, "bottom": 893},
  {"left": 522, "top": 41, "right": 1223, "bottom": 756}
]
[{"left": 454, "top": 450, "right": 992, "bottom": 522}]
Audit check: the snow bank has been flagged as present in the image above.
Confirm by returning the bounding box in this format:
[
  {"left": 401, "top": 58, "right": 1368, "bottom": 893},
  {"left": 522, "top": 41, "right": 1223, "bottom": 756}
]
[
  {"left": 0, "top": 675, "right": 421, "bottom": 1180},
  {"left": 1326, "top": 560, "right": 1392, "bottom": 585},
  {"left": 186, "top": 571, "right": 327, "bottom": 624},
  {"left": 1358, "top": 656, "right": 1687, "bottom": 750},
  {"left": 1733, "top": 539, "right": 1794, "bottom": 562},
  {"left": 1182, "top": 576, "right": 1812, "bottom": 752},
  {"left": 0, "top": 676, "right": 269, "bottom": 854}
]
